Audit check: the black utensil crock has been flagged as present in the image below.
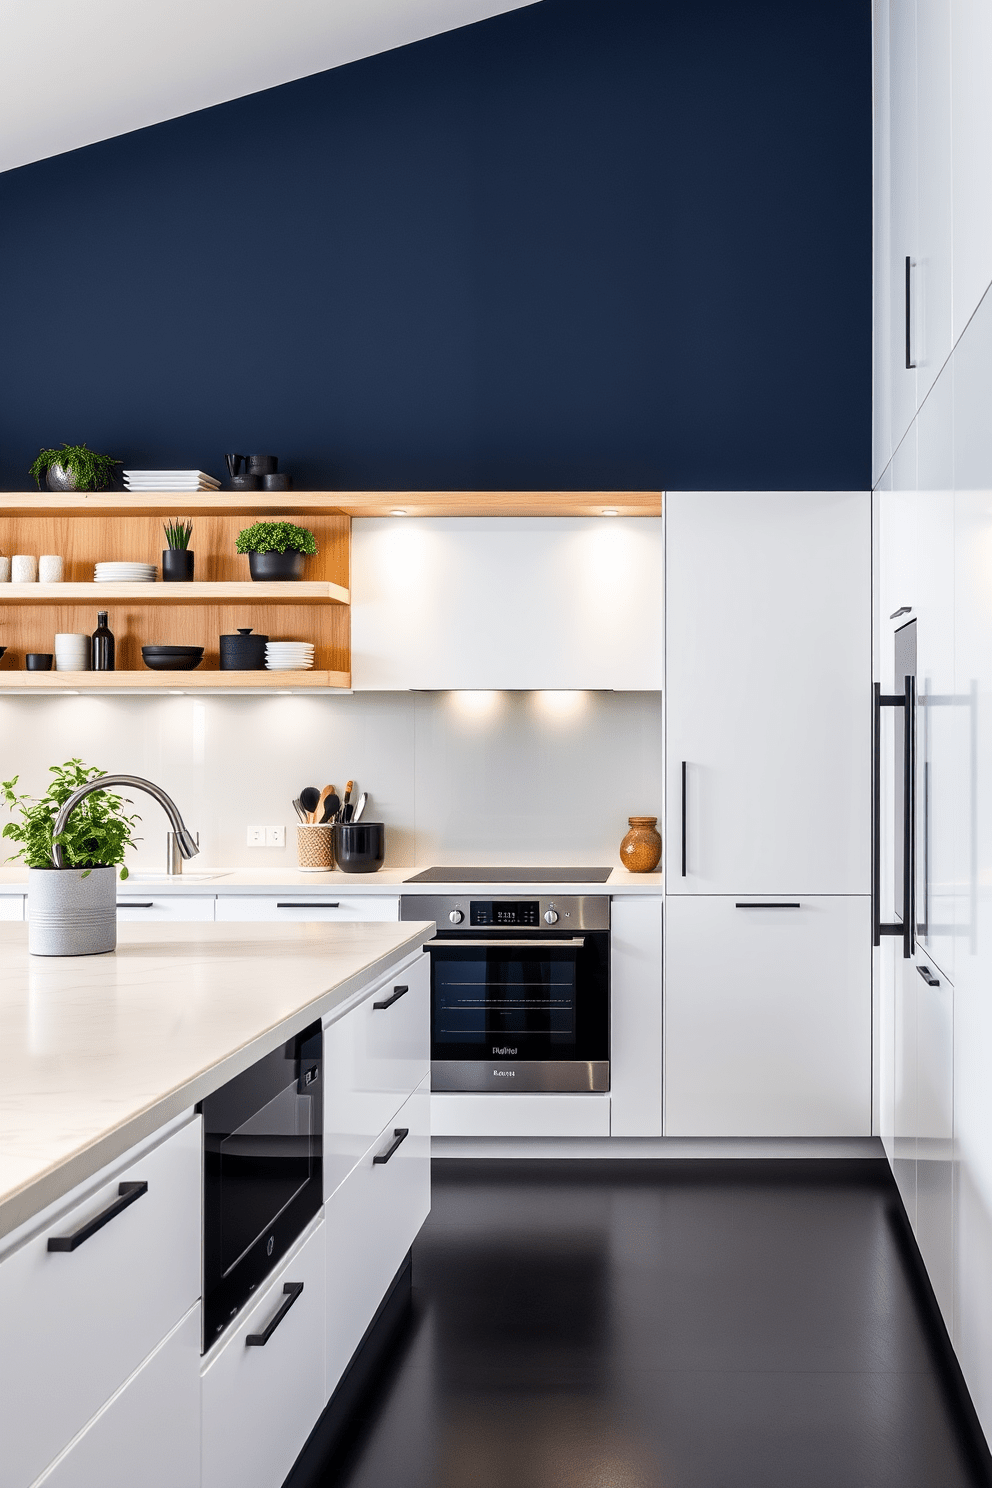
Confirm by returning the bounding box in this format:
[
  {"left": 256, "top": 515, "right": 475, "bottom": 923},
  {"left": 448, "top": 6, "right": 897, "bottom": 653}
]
[{"left": 332, "top": 821, "right": 385, "bottom": 874}]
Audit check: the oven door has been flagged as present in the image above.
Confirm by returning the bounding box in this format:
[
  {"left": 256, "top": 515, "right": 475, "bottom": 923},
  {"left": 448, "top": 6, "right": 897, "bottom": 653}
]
[{"left": 429, "top": 931, "right": 609, "bottom": 1092}]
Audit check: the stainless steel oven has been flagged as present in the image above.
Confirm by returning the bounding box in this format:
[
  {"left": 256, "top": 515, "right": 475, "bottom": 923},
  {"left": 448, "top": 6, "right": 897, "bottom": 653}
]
[
  {"left": 201, "top": 1020, "right": 322, "bottom": 1350},
  {"left": 401, "top": 895, "right": 609, "bottom": 1092}
]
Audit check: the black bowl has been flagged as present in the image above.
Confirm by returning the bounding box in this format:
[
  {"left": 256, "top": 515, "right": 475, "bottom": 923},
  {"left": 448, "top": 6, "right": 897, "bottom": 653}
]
[
  {"left": 141, "top": 646, "right": 204, "bottom": 671},
  {"left": 26, "top": 653, "right": 53, "bottom": 671}
]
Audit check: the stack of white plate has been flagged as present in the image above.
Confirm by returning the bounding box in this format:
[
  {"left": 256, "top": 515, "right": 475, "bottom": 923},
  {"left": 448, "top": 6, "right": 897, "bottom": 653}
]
[
  {"left": 94, "top": 562, "right": 157, "bottom": 583},
  {"left": 265, "top": 642, "right": 315, "bottom": 671},
  {"left": 54, "top": 633, "right": 91, "bottom": 671},
  {"left": 123, "top": 470, "right": 220, "bottom": 491}
]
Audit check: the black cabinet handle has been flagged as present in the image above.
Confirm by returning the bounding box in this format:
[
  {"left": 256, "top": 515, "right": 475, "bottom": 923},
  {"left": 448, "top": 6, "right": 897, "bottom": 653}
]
[
  {"left": 47, "top": 1181, "right": 148, "bottom": 1252},
  {"left": 373, "top": 1128, "right": 409, "bottom": 1165},
  {"left": 905, "top": 255, "right": 915, "bottom": 368},
  {"left": 245, "top": 1282, "right": 304, "bottom": 1346},
  {"left": 119, "top": 902, "right": 154, "bottom": 909},
  {"left": 917, "top": 964, "right": 940, "bottom": 987},
  {"left": 902, "top": 673, "right": 916, "bottom": 960},
  {"left": 681, "top": 761, "right": 687, "bottom": 877},
  {"left": 874, "top": 681, "right": 912, "bottom": 949},
  {"left": 277, "top": 902, "right": 340, "bottom": 909},
  {"left": 373, "top": 984, "right": 409, "bottom": 1010},
  {"left": 735, "top": 903, "right": 800, "bottom": 910}
]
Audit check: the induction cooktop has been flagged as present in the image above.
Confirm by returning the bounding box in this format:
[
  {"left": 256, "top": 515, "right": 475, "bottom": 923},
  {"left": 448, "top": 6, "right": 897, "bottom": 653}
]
[{"left": 403, "top": 866, "right": 613, "bottom": 884}]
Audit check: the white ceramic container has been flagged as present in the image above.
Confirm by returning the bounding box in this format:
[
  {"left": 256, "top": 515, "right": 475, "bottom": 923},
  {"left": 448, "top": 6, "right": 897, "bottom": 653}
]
[
  {"left": 28, "top": 866, "right": 117, "bottom": 956},
  {"left": 0, "top": 557, "right": 10, "bottom": 582},
  {"left": 12, "top": 555, "right": 37, "bottom": 583},
  {"left": 54, "top": 633, "right": 91, "bottom": 671},
  {"left": 39, "top": 555, "right": 64, "bottom": 583}
]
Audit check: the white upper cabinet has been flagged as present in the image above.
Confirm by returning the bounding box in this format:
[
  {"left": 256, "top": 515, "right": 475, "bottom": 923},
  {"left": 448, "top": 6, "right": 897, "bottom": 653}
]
[
  {"left": 916, "top": 0, "right": 954, "bottom": 405},
  {"left": 664, "top": 492, "right": 871, "bottom": 896},
  {"left": 350, "top": 517, "right": 663, "bottom": 690},
  {"left": 884, "top": 0, "right": 919, "bottom": 468},
  {"left": 951, "top": 0, "right": 992, "bottom": 341}
]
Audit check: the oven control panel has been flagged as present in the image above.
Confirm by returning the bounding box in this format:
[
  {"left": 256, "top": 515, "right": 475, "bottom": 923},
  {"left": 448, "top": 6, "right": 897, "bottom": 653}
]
[
  {"left": 470, "top": 900, "right": 540, "bottom": 927},
  {"left": 400, "top": 894, "right": 611, "bottom": 931}
]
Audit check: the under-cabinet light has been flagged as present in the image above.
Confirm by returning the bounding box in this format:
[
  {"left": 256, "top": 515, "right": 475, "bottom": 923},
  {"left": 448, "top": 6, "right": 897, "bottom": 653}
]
[
  {"left": 601, "top": 508, "right": 619, "bottom": 516},
  {"left": 389, "top": 508, "right": 407, "bottom": 516}
]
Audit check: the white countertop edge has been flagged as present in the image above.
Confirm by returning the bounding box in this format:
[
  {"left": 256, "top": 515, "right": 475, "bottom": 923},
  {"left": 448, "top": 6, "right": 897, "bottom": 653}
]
[
  {"left": 0, "top": 867, "right": 664, "bottom": 896},
  {"left": 0, "top": 921, "right": 434, "bottom": 1243}
]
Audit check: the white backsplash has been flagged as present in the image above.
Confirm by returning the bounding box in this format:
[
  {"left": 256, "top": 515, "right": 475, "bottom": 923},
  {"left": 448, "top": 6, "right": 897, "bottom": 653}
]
[{"left": 0, "top": 691, "right": 662, "bottom": 873}]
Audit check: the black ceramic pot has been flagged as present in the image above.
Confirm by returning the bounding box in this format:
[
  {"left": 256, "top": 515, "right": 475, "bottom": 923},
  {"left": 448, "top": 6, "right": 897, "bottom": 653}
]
[
  {"left": 332, "top": 821, "right": 385, "bottom": 874},
  {"left": 26, "top": 653, "right": 53, "bottom": 671},
  {"left": 162, "top": 549, "right": 194, "bottom": 582},
  {"left": 247, "top": 454, "right": 278, "bottom": 475},
  {"left": 248, "top": 550, "right": 305, "bottom": 581},
  {"left": 230, "top": 474, "right": 262, "bottom": 491},
  {"left": 220, "top": 627, "right": 268, "bottom": 670}
]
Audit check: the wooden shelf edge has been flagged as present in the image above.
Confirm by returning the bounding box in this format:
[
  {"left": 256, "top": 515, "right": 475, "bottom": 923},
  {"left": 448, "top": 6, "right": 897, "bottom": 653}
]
[
  {"left": 0, "top": 581, "right": 349, "bottom": 604},
  {"left": 0, "top": 670, "right": 351, "bottom": 691},
  {"left": 0, "top": 491, "right": 663, "bottom": 518}
]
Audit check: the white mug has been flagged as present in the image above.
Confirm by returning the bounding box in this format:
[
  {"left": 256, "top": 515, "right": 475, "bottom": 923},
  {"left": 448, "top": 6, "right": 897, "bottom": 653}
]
[
  {"left": 39, "top": 555, "right": 63, "bottom": 583},
  {"left": 0, "top": 557, "right": 10, "bottom": 582},
  {"left": 12, "top": 555, "right": 37, "bottom": 583}
]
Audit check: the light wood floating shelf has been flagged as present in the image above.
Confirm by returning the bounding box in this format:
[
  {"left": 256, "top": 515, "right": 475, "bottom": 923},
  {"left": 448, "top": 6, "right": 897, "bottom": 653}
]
[
  {"left": 0, "top": 670, "right": 351, "bottom": 692},
  {"left": 3, "top": 581, "right": 349, "bottom": 605},
  {"left": 0, "top": 491, "right": 663, "bottom": 518}
]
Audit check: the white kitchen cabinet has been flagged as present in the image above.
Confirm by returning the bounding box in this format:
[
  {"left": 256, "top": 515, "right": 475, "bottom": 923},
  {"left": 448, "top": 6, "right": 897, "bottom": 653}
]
[
  {"left": 323, "top": 950, "right": 430, "bottom": 1198},
  {"left": 431, "top": 1091, "right": 611, "bottom": 1137},
  {"left": 34, "top": 1306, "right": 200, "bottom": 1488},
  {"left": 325, "top": 1081, "right": 430, "bottom": 1399},
  {"left": 0, "top": 1116, "right": 200, "bottom": 1488},
  {"left": 215, "top": 894, "right": 399, "bottom": 923},
  {"left": 915, "top": 0, "right": 953, "bottom": 407},
  {"left": 0, "top": 894, "right": 23, "bottom": 921},
  {"left": 887, "top": 0, "right": 919, "bottom": 460},
  {"left": 951, "top": 0, "right": 992, "bottom": 342},
  {"left": 350, "top": 516, "right": 663, "bottom": 690},
  {"left": 893, "top": 947, "right": 918, "bottom": 1228},
  {"left": 916, "top": 955, "right": 954, "bottom": 1332},
  {"left": 202, "top": 1216, "right": 326, "bottom": 1488},
  {"left": 609, "top": 896, "right": 662, "bottom": 1136},
  {"left": 664, "top": 491, "right": 871, "bottom": 896},
  {"left": 664, "top": 897, "right": 871, "bottom": 1138},
  {"left": 873, "top": 0, "right": 893, "bottom": 481},
  {"left": 116, "top": 894, "right": 215, "bottom": 922}
]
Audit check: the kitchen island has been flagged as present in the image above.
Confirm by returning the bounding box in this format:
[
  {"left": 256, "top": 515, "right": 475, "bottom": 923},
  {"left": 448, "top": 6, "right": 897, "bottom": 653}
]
[{"left": 0, "top": 919, "right": 434, "bottom": 1488}]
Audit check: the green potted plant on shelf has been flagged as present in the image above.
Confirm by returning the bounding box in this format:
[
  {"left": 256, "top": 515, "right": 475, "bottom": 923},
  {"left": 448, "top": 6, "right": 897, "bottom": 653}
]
[
  {"left": 2, "top": 760, "right": 140, "bottom": 956},
  {"left": 28, "top": 443, "right": 121, "bottom": 492},
  {"left": 235, "top": 521, "right": 318, "bottom": 581},
  {"left": 163, "top": 519, "right": 194, "bottom": 582}
]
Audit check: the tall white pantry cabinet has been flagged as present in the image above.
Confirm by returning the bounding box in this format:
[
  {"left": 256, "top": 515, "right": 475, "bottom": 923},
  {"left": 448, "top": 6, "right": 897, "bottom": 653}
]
[{"left": 663, "top": 491, "right": 872, "bottom": 1137}]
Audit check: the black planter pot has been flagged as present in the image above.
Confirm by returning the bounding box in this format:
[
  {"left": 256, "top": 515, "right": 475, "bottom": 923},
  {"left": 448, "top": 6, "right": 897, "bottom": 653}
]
[
  {"left": 162, "top": 549, "right": 194, "bottom": 582},
  {"left": 332, "top": 822, "right": 385, "bottom": 874},
  {"left": 248, "top": 550, "right": 306, "bottom": 581}
]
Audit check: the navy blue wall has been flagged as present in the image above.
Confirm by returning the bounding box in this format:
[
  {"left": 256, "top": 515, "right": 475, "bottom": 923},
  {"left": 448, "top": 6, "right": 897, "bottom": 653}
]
[{"left": 0, "top": 0, "right": 870, "bottom": 491}]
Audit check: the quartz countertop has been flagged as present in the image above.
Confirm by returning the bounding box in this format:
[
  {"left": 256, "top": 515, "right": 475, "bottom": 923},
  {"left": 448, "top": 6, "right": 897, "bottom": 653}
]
[
  {"left": 0, "top": 919, "right": 433, "bottom": 1243},
  {"left": 0, "top": 866, "right": 663, "bottom": 896}
]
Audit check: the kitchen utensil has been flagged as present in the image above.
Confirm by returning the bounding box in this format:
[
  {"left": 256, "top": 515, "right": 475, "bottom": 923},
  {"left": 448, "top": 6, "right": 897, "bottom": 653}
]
[
  {"left": 292, "top": 798, "right": 307, "bottom": 824},
  {"left": 299, "top": 786, "right": 321, "bottom": 822},
  {"left": 341, "top": 781, "right": 354, "bottom": 821},
  {"left": 26, "top": 653, "right": 53, "bottom": 671},
  {"left": 352, "top": 791, "right": 369, "bottom": 823},
  {"left": 12, "top": 556, "right": 37, "bottom": 583},
  {"left": 315, "top": 785, "right": 335, "bottom": 825},
  {"left": 319, "top": 792, "right": 340, "bottom": 825},
  {"left": 141, "top": 646, "right": 204, "bottom": 671},
  {"left": 225, "top": 453, "right": 247, "bottom": 480},
  {"left": 220, "top": 627, "right": 268, "bottom": 670},
  {"left": 332, "top": 821, "right": 385, "bottom": 874},
  {"left": 39, "top": 555, "right": 63, "bottom": 583}
]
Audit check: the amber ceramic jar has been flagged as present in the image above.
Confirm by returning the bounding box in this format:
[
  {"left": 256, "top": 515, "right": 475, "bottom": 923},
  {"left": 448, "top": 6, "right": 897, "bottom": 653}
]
[{"left": 619, "top": 816, "right": 662, "bottom": 873}]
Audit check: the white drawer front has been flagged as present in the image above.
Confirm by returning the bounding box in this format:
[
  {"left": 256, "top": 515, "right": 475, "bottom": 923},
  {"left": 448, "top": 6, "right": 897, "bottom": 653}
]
[
  {"left": 323, "top": 953, "right": 429, "bottom": 1198},
  {"left": 325, "top": 1082, "right": 430, "bottom": 1398},
  {"left": 116, "top": 895, "right": 215, "bottom": 922},
  {"left": 35, "top": 1306, "right": 200, "bottom": 1488},
  {"left": 0, "top": 1117, "right": 201, "bottom": 1488},
  {"left": 0, "top": 894, "right": 24, "bottom": 921},
  {"left": 202, "top": 1218, "right": 326, "bottom": 1488},
  {"left": 215, "top": 895, "right": 399, "bottom": 923}
]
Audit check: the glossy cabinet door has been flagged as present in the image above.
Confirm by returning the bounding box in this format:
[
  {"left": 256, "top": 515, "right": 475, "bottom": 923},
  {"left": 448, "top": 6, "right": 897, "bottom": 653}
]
[
  {"left": 915, "top": 0, "right": 953, "bottom": 407},
  {"left": 915, "top": 955, "right": 954, "bottom": 1333},
  {"left": 873, "top": 0, "right": 893, "bottom": 482},
  {"left": 893, "top": 949, "right": 918, "bottom": 1229},
  {"left": 609, "top": 896, "right": 663, "bottom": 1136},
  {"left": 951, "top": 0, "right": 992, "bottom": 342},
  {"left": 664, "top": 896, "right": 871, "bottom": 1137},
  {"left": 664, "top": 491, "right": 870, "bottom": 896},
  {"left": 888, "top": 0, "right": 919, "bottom": 456},
  {"left": 215, "top": 894, "right": 400, "bottom": 922},
  {"left": 116, "top": 895, "right": 215, "bottom": 922}
]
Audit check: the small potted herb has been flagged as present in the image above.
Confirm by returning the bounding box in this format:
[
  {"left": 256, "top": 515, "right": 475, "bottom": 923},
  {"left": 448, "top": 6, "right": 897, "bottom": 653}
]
[
  {"left": 235, "top": 521, "right": 318, "bottom": 581},
  {"left": 2, "top": 761, "right": 140, "bottom": 956},
  {"left": 163, "top": 519, "right": 194, "bottom": 582},
  {"left": 28, "top": 444, "right": 121, "bottom": 492}
]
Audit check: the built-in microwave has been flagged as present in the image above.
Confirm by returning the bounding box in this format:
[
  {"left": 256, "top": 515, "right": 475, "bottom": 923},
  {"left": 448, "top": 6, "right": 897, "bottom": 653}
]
[{"left": 201, "top": 1020, "right": 322, "bottom": 1350}]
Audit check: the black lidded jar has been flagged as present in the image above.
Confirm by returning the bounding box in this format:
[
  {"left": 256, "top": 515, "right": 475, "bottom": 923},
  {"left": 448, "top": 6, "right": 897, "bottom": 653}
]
[
  {"left": 332, "top": 821, "right": 385, "bottom": 873},
  {"left": 219, "top": 627, "right": 268, "bottom": 670},
  {"left": 92, "top": 611, "right": 115, "bottom": 671}
]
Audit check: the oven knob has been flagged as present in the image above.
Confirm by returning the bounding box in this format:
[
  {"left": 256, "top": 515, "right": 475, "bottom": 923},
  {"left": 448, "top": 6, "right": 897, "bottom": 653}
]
[
  {"left": 448, "top": 909, "right": 464, "bottom": 924},
  {"left": 544, "top": 909, "right": 559, "bottom": 924}
]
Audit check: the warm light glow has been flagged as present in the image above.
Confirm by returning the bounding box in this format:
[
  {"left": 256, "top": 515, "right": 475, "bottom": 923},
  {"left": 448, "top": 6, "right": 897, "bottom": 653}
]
[
  {"left": 390, "top": 508, "right": 408, "bottom": 516},
  {"left": 533, "top": 690, "right": 589, "bottom": 722},
  {"left": 601, "top": 508, "right": 619, "bottom": 516},
  {"left": 449, "top": 690, "right": 501, "bottom": 721}
]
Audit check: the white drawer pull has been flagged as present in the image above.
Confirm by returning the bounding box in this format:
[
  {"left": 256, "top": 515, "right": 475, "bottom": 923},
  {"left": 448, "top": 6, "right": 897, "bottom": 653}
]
[{"left": 47, "top": 1181, "right": 148, "bottom": 1253}]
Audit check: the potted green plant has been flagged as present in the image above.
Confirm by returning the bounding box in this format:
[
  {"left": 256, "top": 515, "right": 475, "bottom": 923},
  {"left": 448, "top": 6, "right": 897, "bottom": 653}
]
[
  {"left": 2, "top": 760, "right": 140, "bottom": 956},
  {"left": 163, "top": 519, "right": 194, "bottom": 582},
  {"left": 28, "top": 443, "right": 121, "bottom": 492},
  {"left": 235, "top": 521, "right": 318, "bottom": 581}
]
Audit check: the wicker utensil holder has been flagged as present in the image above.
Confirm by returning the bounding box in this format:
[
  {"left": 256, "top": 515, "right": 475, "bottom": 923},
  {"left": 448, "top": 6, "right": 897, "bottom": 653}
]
[{"left": 297, "top": 824, "right": 334, "bottom": 871}]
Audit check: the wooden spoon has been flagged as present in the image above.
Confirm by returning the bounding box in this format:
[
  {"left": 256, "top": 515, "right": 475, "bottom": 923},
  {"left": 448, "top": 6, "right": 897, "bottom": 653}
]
[{"left": 315, "top": 785, "right": 335, "bottom": 825}]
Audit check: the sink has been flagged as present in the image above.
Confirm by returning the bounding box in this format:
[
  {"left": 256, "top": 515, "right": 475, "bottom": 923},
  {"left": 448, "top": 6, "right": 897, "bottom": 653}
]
[{"left": 124, "top": 872, "right": 230, "bottom": 882}]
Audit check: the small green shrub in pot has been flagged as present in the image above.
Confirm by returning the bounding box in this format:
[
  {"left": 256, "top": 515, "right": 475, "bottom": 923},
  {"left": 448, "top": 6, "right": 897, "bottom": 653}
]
[
  {"left": 3, "top": 761, "right": 142, "bottom": 957},
  {"left": 28, "top": 444, "right": 121, "bottom": 492},
  {"left": 236, "top": 521, "right": 318, "bottom": 581}
]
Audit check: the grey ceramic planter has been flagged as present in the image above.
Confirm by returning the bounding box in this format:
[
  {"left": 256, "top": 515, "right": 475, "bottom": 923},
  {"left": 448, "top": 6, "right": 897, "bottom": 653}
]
[{"left": 28, "top": 866, "right": 117, "bottom": 956}]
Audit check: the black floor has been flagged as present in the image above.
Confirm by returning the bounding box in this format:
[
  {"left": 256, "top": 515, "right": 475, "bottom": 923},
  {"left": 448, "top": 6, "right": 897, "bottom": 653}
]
[{"left": 302, "top": 1160, "right": 991, "bottom": 1488}]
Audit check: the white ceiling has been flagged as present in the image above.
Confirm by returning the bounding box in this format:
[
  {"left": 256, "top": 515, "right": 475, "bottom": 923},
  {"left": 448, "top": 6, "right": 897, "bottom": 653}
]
[{"left": 0, "top": 0, "right": 540, "bottom": 174}]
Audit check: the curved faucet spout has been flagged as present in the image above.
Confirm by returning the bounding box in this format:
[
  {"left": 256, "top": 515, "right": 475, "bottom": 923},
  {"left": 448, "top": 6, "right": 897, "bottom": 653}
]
[{"left": 51, "top": 775, "right": 199, "bottom": 870}]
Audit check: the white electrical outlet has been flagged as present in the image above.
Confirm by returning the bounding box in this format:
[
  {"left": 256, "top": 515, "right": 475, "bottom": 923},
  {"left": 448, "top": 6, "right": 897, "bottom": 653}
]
[
  {"left": 247, "top": 825, "right": 266, "bottom": 847},
  {"left": 266, "top": 826, "right": 286, "bottom": 848}
]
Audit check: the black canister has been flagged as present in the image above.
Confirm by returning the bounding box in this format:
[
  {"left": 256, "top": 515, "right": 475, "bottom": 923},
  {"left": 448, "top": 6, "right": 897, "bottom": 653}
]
[
  {"left": 219, "top": 627, "right": 268, "bottom": 670},
  {"left": 332, "top": 821, "right": 385, "bottom": 873}
]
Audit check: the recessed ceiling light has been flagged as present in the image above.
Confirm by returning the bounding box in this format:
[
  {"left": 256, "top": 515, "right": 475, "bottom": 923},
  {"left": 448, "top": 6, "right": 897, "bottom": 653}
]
[
  {"left": 390, "top": 508, "right": 407, "bottom": 516},
  {"left": 601, "top": 508, "right": 619, "bottom": 516}
]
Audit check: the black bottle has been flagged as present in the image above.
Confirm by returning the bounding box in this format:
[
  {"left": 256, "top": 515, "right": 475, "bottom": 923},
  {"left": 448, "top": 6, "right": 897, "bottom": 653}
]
[{"left": 92, "top": 611, "right": 115, "bottom": 671}]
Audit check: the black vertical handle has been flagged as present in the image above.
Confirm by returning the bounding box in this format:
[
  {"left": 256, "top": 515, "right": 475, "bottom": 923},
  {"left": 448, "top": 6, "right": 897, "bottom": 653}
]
[
  {"left": 903, "top": 672, "right": 916, "bottom": 959},
  {"left": 873, "top": 683, "right": 881, "bottom": 946},
  {"left": 905, "top": 256, "right": 915, "bottom": 369},
  {"left": 680, "top": 761, "right": 687, "bottom": 877}
]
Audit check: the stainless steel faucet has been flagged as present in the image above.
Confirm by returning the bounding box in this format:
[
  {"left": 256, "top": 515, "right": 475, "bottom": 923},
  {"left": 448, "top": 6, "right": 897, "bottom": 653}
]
[{"left": 51, "top": 775, "right": 199, "bottom": 870}]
